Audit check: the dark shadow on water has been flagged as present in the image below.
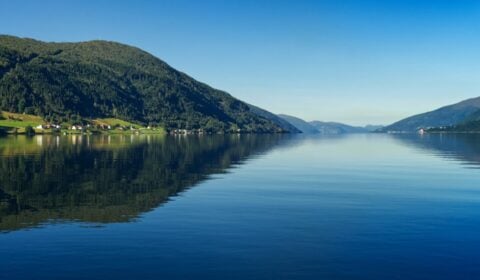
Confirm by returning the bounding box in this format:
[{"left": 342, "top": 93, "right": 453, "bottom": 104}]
[
  {"left": 390, "top": 133, "right": 480, "bottom": 168},
  {"left": 0, "top": 134, "right": 291, "bottom": 232}
]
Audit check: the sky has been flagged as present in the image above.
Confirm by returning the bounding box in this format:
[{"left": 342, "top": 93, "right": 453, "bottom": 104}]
[{"left": 1, "top": 0, "right": 480, "bottom": 125}]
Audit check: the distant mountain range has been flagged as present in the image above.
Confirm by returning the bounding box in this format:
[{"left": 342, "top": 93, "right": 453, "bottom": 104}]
[
  {"left": 382, "top": 96, "right": 480, "bottom": 132},
  {"left": 278, "top": 114, "right": 380, "bottom": 134},
  {"left": 277, "top": 115, "right": 319, "bottom": 134},
  {"left": 249, "top": 106, "right": 301, "bottom": 133},
  {"left": 310, "top": 121, "right": 369, "bottom": 134},
  {"left": 0, "top": 35, "right": 295, "bottom": 133}
]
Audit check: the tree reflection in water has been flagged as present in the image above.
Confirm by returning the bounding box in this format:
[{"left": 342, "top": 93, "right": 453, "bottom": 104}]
[{"left": 0, "top": 134, "right": 286, "bottom": 232}]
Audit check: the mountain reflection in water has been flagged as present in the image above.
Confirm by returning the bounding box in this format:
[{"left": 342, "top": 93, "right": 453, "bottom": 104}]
[
  {"left": 0, "top": 134, "right": 287, "bottom": 232},
  {"left": 391, "top": 133, "right": 480, "bottom": 168}
]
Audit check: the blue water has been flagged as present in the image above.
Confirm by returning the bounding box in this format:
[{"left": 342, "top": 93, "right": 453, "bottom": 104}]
[{"left": 1, "top": 133, "right": 480, "bottom": 279}]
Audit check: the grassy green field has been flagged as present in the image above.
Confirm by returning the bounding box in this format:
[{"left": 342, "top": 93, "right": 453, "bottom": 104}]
[
  {"left": 92, "top": 118, "right": 141, "bottom": 128},
  {"left": 92, "top": 118, "right": 165, "bottom": 134},
  {"left": 0, "top": 111, "right": 44, "bottom": 128},
  {"left": 0, "top": 112, "right": 166, "bottom": 135}
]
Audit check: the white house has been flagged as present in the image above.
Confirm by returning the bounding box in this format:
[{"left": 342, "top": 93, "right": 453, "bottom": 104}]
[{"left": 71, "top": 125, "right": 83, "bottom": 130}]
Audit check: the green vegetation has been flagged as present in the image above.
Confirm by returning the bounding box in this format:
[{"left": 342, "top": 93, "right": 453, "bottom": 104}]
[
  {"left": 427, "top": 112, "right": 480, "bottom": 133},
  {"left": 24, "top": 125, "right": 35, "bottom": 136},
  {"left": 0, "top": 35, "right": 289, "bottom": 133},
  {"left": 0, "top": 110, "right": 165, "bottom": 135},
  {"left": 0, "top": 111, "right": 44, "bottom": 128},
  {"left": 382, "top": 97, "right": 480, "bottom": 132},
  {"left": 0, "top": 111, "right": 45, "bottom": 134},
  {"left": 92, "top": 118, "right": 141, "bottom": 129}
]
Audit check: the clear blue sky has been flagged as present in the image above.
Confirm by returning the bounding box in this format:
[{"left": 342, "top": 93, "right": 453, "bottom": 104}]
[{"left": 1, "top": 0, "right": 480, "bottom": 125}]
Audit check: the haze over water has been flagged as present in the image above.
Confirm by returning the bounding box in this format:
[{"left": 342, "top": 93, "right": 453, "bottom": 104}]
[{"left": 1, "top": 133, "right": 480, "bottom": 279}]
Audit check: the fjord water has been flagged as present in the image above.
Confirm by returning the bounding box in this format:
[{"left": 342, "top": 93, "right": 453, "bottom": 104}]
[{"left": 1, "top": 134, "right": 480, "bottom": 279}]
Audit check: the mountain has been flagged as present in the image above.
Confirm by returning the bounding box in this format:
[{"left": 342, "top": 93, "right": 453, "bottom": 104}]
[
  {"left": 277, "top": 114, "right": 318, "bottom": 133},
  {"left": 382, "top": 97, "right": 480, "bottom": 132},
  {"left": 364, "top": 125, "right": 384, "bottom": 132},
  {"left": 0, "top": 35, "right": 293, "bottom": 133},
  {"left": 278, "top": 114, "right": 373, "bottom": 134},
  {"left": 427, "top": 110, "right": 480, "bottom": 132},
  {"left": 309, "top": 121, "right": 367, "bottom": 134},
  {"left": 248, "top": 105, "right": 301, "bottom": 133}
]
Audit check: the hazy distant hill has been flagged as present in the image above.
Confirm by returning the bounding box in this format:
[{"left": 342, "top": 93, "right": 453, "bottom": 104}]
[
  {"left": 248, "top": 105, "right": 301, "bottom": 133},
  {"left": 309, "top": 121, "right": 367, "bottom": 134},
  {"left": 382, "top": 97, "right": 480, "bottom": 132},
  {"left": 278, "top": 114, "right": 318, "bottom": 133},
  {"left": 278, "top": 114, "right": 374, "bottom": 134},
  {"left": 0, "top": 35, "right": 292, "bottom": 133},
  {"left": 364, "top": 125, "right": 384, "bottom": 132}
]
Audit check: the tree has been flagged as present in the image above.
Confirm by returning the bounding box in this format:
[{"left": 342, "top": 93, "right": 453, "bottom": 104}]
[{"left": 24, "top": 125, "right": 35, "bottom": 136}]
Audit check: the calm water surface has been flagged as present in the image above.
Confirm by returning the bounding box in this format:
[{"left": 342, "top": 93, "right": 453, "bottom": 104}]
[{"left": 1, "top": 133, "right": 480, "bottom": 279}]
